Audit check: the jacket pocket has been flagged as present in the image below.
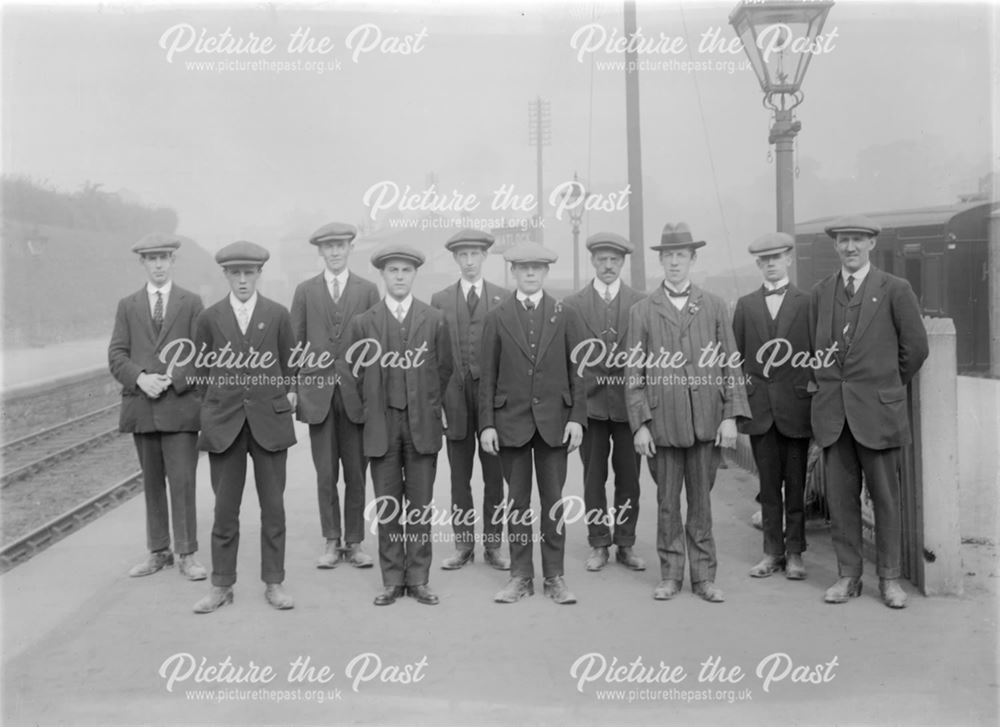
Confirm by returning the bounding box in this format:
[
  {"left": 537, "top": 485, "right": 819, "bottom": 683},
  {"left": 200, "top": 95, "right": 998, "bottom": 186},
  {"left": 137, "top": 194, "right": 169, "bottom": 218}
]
[
  {"left": 272, "top": 397, "right": 293, "bottom": 414},
  {"left": 562, "top": 391, "right": 573, "bottom": 407},
  {"left": 494, "top": 393, "right": 508, "bottom": 408},
  {"left": 877, "top": 386, "right": 906, "bottom": 404},
  {"left": 794, "top": 384, "right": 814, "bottom": 398}
]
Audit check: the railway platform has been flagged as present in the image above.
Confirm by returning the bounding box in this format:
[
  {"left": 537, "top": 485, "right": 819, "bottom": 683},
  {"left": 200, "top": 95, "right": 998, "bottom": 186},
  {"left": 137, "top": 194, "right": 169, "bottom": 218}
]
[
  {"left": 1, "top": 416, "right": 996, "bottom": 726},
  {"left": 1, "top": 337, "right": 110, "bottom": 394}
]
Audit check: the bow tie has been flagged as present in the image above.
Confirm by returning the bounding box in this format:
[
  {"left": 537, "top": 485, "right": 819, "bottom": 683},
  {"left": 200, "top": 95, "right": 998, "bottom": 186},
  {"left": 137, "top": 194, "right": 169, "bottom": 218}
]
[
  {"left": 764, "top": 285, "right": 788, "bottom": 297},
  {"left": 665, "top": 286, "right": 691, "bottom": 299}
]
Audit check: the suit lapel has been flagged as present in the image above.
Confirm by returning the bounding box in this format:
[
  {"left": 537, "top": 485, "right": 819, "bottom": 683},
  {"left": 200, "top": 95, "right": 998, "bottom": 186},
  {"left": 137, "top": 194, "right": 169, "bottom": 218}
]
[
  {"left": 155, "top": 287, "right": 183, "bottom": 347},
  {"left": 445, "top": 283, "right": 461, "bottom": 365},
  {"left": 816, "top": 275, "right": 836, "bottom": 347},
  {"left": 484, "top": 281, "right": 506, "bottom": 312},
  {"left": 578, "top": 284, "right": 602, "bottom": 338},
  {"left": 851, "top": 269, "right": 888, "bottom": 346},
  {"left": 133, "top": 288, "right": 156, "bottom": 343},
  {"left": 614, "top": 286, "right": 636, "bottom": 346},
  {"left": 218, "top": 298, "right": 243, "bottom": 349},
  {"left": 408, "top": 299, "right": 429, "bottom": 342},
  {"left": 248, "top": 297, "right": 269, "bottom": 350},
  {"left": 752, "top": 288, "right": 771, "bottom": 344},
  {"left": 774, "top": 286, "right": 801, "bottom": 341},
  {"left": 535, "top": 294, "right": 560, "bottom": 363},
  {"left": 498, "top": 297, "right": 532, "bottom": 360},
  {"left": 651, "top": 285, "right": 681, "bottom": 327},
  {"left": 679, "top": 287, "right": 702, "bottom": 334}
]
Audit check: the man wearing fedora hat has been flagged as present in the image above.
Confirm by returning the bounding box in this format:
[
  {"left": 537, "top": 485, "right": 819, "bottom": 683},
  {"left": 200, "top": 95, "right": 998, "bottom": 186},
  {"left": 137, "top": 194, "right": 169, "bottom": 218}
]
[
  {"left": 626, "top": 223, "right": 750, "bottom": 604},
  {"left": 109, "top": 233, "right": 207, "bottom": 582},
  {"left": 291, "top": 222, "right": 379, "bottom": 571},
  {"left": 479, "top": 241, "right": 587, "bottom": 605},
  {"left": 563, "top": 232, "right": 646, "bottom": 573},
  {"left": 732, "top": 232, "right": 813, "bottom": 581},
  {"left": 810, "top": 214, "right": 927, "bottom": 609},
  {"left": 431, "top": 229, "right": 510, "bottom": 572},
  {"left": 192, "top": 241, "right": 298, "bottom": 614},
  {"left": 346, "top": 244, "right": 452, "bottom": 606}
]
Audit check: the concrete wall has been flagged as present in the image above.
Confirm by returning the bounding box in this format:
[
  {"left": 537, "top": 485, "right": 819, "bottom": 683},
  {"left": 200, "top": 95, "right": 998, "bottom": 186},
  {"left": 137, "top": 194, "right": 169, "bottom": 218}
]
[{"left": 958, "top": 375, "right": 1000, "bottom": 543}]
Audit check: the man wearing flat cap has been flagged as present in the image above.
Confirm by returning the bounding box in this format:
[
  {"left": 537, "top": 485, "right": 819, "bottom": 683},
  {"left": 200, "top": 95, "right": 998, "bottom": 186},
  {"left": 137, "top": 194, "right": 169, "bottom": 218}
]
[
  {"left": 626, "top": 223, "right": 750, "bottom": 604},
  {"left": 810, "top": 214, "right": 927, "bottom": 609},
  {"left": 192, "top": 241, "right": 298, "bottom": 614},
  {"left": 431, "top": 229, "right": 510, "bottom": 572},
  {"left": 563, "top": 232, "right": 646, "bottom": 573},
  {"left": 291, "top": 222, "right": 379, "bottom": 570},
  {"left": 479, "top": 242, "right": 587, "bottom": 605},
  {"left": 109, "top": 233, "right": 207, "bottom": 582},
  {"left": 345, "top": 244, "right": 452, "bottom": 606},
  {"left": 732, "top": 232, "right": 813, "bottom": 581}
]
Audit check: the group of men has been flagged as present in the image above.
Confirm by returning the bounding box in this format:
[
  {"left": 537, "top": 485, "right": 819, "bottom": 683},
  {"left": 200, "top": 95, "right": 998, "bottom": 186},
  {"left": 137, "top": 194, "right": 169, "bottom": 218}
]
[{"left": 108, "top": 211, "right": 927, "bottom": 614}]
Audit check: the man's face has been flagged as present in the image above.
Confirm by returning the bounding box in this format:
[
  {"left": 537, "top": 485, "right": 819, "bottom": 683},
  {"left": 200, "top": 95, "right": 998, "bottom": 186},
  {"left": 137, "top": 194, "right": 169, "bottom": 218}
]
[
  {"left": 660, "top": 248, "right": 694, "bottom": 286},
  {"left": 834, "top": 232, "right": 876, "bottom": 273},
  {"left": 511, "top": 262, "right": 548, "bottom": 295},
  {"left": 224, "top": 265, "right": 261, "bottom": 302},
  {"left": 452, "top": 247, "right": 486, "bottom": 281},
  {"left": 141, "top": 252, "right": 173, "bottom": 287},
  {"left": 756, "top": 250, "right": 792, "bottom": 284},
  {"left": 318, "top": 239, "right": 352, "bottom": 274},
  {"left": 381, "top": 260, "right": 417, "bottom": 301},
  {"left": 591, "top": 250, "right": 625, "bottom": 285}
]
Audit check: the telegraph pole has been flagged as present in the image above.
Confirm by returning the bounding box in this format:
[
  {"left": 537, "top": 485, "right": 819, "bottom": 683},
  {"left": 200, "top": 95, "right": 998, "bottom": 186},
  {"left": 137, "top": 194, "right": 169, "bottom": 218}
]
[
  {"left": 528, "top": 97, "right": 550, "bottom": 242},
  {"left": 624, "top": 0, "right": 647, "bottom": 290}
]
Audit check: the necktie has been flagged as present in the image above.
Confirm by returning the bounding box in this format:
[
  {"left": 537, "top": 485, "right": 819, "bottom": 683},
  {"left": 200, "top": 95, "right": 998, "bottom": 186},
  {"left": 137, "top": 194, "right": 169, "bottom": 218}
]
[
  {"left": 153, "top": 291, "right": 164, "bottom": 333},
  {"left": 523, "top": 299, "right": 535, "bottom": 312},
  {"left": 237, "top": 306, "right": 249, "bottom": 334},
  {"left": 467, "top": 286, "right": 479, "bottom": 313},
  {"left": 331, "top": 277, "right": 341, "bottom": 303},
  {"left": 396, "top": 304, "right": 406, "bottom": 323},
  {"left": 845, "top": 275, "right": 856, "bottom": 299},
  {"left": 603, "top": 287, "right": 613, "bottom": 304},
  {"left": 764, "top": 285, "right": 788, "bottom": 297},
  {"left": 666, "top": 286, "right": 690, "bottom": 298}
]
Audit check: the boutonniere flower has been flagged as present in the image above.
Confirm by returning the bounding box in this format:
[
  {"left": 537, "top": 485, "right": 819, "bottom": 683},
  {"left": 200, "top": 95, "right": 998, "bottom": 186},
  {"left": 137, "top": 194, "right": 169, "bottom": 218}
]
[
  {"left": 551, "top": 300, "right": 563, "bottom": 323},
  {"left": 257, "top": 322, "right": 266, "bottom": 330},
  {"left": 687, "top": 303, "right": 699, "bottom": 315},
  {"left": 491, "top": 295, "right": 502, "bottom": 303}
]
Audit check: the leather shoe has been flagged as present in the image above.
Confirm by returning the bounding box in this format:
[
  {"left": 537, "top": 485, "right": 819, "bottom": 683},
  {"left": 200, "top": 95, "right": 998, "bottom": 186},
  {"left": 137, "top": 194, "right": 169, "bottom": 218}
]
[
  {"left": 823, "top": 577, "right": 862, "bottom": 603},
  {"left": 344, "top": 543, "right": 374, "bottom": 568},
  {"left": 264, "top": 583, "right": 294, "bottom": 610},
  {"left": 441, "top": 548, "right": 474, "bottom": 570},
  {"left": 543, "top": 576, "right": 577, "bottom": 604},
  {"left": 483, "top": 548, "right": 510, "bottom": 570},
  {"left": 785, "top": 553, "right": 806, "bottom": 580},
  {"left": 178, "top": 554, "right": 207, "bottom": 581},
  {"left": 585, "top": 546, "right": 609, "bottom": 571},
  {"left": 693, "top": 581, "right": 725, "bottom": 603},
  {"left": 193, "top": 586, "right": 233, "bottom": 614},
  {"left": 749, "top": 554, "right": 786, "bottom": 578},
  {"left": 653, "top": 579, "right": 682, "bottom": 600},
  {"left": 374, "top": 586, "right": 406, "bottom": 606},
  {"left": 129, "top": 549, "right": 173, "bottom": 577},
  {"left": 408, "top": 584, "right": 440, "bottom": 605},
  {"left": 879, "top": 578, "right": 908, "bottom": 609},
  {"left": 616, "top": 546, "right": 646, "bottom": 571},
  {"left": 315, "top": 539, "right": 340, "bottom": 569},
  {"left": 494, "top": 577, "right": 534, "bottom": 603}
]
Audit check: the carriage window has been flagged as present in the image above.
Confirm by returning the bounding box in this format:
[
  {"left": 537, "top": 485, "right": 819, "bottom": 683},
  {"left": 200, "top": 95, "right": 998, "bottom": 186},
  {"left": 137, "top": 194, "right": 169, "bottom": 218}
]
[{"left": 922, "top": 255, "right": 944, "bottom": 314}]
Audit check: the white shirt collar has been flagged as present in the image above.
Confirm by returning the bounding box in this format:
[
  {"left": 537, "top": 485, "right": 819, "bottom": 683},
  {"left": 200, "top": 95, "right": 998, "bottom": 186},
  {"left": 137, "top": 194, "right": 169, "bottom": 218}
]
[
  {"left": 386, "top": 294, "right": 414, "bottom": 319},
  {"left": 764, "top": 277, "right": 790, "bottom": 292},
  {"left": 323, "top": 267, "right": 349, "bottom": 289},
  {"left": 516, "top": 290, "right": 543, "bottom": 309},
  {"left": 229, "top": 291, "right": 258, "bottom": 318},
  {"left": 147, "top": 280, "right": 172, "bottom": 300},
  {"left": 841, "top": 263, "right": 871, "bottom": 286},
  {"left": 592, "top": 278, "right": 621, "bottom": 300},
  {"left": 459, "top": 278, "right": 483, "bottom": 297},
  {"left": 663, "top": 280, "right": 691, "bottom": 296}
]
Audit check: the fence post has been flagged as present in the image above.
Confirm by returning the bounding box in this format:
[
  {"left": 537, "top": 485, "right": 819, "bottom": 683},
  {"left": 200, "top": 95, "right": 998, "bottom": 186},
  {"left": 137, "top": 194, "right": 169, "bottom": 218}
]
[{"left": 917, "top": 317, "right": 962, "bottom": 595}]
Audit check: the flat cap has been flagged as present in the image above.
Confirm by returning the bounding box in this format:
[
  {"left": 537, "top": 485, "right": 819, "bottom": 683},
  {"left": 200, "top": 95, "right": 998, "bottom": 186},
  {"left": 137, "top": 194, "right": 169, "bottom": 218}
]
[
  {"left": 445, "top": 228, "right": 494, "bottom": 252},
  {"left": 215, "top": 240, "right": 270, "bottom": 267},
  {"left": 503, "top": 241, "right": 558, "bottom": 264},
  {"left": 651, "top": 222, "right": 706, "bottom": 251},
  {"left": 824, "top": 215, "right": 881, "bottom": 239},
  {"left": 586, "top": 232, "right": 633, "bottom": 255},
  {"left": 132, "top": 232, "right": 182, "bottom": 256},
  {"left": 370, "top": 244, "right": 425, "bottom": 269},
  {"left": 310, "top": 222, "right": 357, "bottom": 245},
  {"left": 748, "top": 232, "right": 795, "bottom": 256}
]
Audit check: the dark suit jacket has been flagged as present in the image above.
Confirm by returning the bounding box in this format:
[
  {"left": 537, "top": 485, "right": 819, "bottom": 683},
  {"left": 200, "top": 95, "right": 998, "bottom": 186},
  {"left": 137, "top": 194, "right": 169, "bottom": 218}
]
[
  {"left": 290, "top": 271, "right": 379, "bottom": 425},
  {"left": 478, "top": 293, "right": 587, "bottom": 449},
  {"left": 431, "top": 279, "right": 507, "bottom": 440},
  {"left": 108, "top": 284, "right": 203, "bottom": 433},
  {"left": 563, "top": 280, "right": 645, "bottom": 423},
  {"left": 732, "top": 285, "right": 812, "bottom": 438},
  {"left": 626, "top": 285, "right": 751, "bottom": 447},
  {"left": 346, "top": 298, "right": 453, "bottom": 457},
  {"left": 809, "top": 267, "right": 928, "bottom": 450},
  {"left": 194, "top": 295, "right": 297, "bottom": 453}
]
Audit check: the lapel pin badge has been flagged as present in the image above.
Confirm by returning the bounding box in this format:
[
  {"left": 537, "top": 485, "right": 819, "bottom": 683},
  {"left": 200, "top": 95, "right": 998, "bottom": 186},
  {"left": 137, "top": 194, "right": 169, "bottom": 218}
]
[{"left": 257, "top": 322, "right": 265, "bottom": 330}]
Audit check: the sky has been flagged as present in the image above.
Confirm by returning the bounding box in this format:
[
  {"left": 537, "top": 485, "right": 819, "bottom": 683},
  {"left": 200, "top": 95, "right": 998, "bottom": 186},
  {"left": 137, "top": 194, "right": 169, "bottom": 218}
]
[{"left": 2, "top": 0, "right": 995, "bottom": 286}]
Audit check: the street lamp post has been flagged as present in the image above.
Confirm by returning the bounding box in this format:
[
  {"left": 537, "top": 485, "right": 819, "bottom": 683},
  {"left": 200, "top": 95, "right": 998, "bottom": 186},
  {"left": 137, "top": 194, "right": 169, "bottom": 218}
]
[
  {"left": 729, "top": 0, "right": 834, "bottom": 282},
  {"left": 560, "top": 173, "right": 590, "bottom": 290}
]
